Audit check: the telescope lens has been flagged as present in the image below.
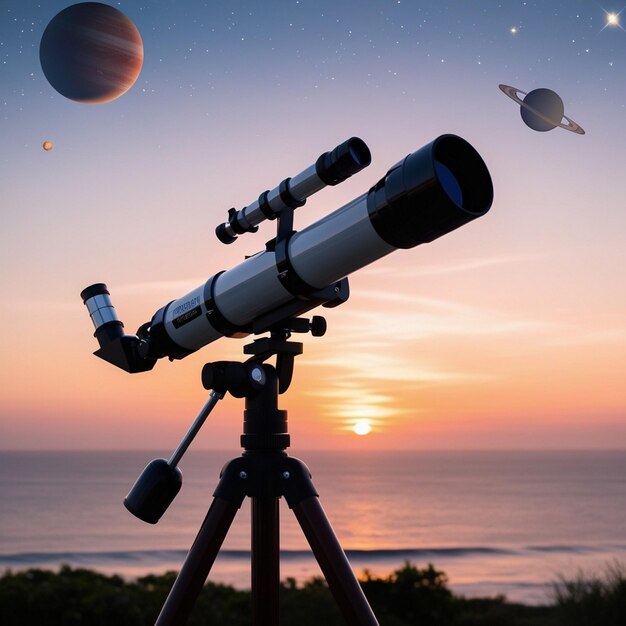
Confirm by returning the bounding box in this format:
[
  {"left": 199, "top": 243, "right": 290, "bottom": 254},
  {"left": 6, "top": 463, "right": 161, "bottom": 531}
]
[
  {"left": 431, "top": 135, "right": 492, "bottom": 215},
  {"left": 434, "top": 159, "right": 463, "bottom": 207}
]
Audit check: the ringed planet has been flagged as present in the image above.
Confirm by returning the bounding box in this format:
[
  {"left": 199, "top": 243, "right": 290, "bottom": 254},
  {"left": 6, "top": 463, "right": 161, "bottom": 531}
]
[
  {"left": 499, "top": 84, "right": 585, "bottom": 135},
  {"left": 40, "top": 3, "right": 143, "bottom": 104}
]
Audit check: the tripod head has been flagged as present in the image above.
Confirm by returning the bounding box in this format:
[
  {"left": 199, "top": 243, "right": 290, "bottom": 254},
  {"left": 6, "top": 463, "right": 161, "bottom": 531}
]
[{"left": 124, "top": 315, "right": 323, "bottom": 524}]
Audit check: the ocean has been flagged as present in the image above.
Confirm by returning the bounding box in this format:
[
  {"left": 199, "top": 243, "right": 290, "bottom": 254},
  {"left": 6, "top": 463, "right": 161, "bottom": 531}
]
[{"left": 1, "top": 449, "right": 625, "bottom": 605}]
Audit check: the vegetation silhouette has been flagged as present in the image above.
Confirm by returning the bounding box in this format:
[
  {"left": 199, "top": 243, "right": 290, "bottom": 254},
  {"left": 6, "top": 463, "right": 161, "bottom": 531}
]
[
  {"left": 1, "top": 562, "right": 625, "bottom": 625},
  {"left": 552, "top": 561, "right": 626, "bottom": 626}
]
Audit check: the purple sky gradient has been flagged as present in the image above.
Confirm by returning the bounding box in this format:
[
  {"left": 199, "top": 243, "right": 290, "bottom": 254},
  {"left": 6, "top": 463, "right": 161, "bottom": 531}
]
[{"left": 1, "top": 1, "right": 624, "bottom": 450}]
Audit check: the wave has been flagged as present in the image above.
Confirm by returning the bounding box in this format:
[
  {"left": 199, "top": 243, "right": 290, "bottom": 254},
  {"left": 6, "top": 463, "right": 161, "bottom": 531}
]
[{"left": 2, "top": 544, "right": 626, "bottom": 568}]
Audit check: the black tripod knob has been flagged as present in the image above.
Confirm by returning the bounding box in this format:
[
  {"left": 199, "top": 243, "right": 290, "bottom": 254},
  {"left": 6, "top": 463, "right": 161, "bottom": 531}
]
[
  {"left": 310, "top": 316, "right": 327, "bottom": 337},
  {"left": 202, "top": 361, "right": 266, "bottom": 397}
]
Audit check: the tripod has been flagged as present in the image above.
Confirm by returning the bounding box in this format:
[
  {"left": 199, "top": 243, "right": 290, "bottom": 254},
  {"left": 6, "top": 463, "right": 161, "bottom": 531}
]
[{"left": 144, "top": 328, "right": 379, "bottom": 626}]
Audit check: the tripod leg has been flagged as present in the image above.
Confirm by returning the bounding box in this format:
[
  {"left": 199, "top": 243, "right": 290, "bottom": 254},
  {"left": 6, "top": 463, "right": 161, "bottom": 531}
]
[
  {"left": 291, "top": 496, "right": 379, "bottom": 626},
  {"left": 155, "top": 497, "right": 240, "bottom": 626},
  {"left": 251, "top": 496, "right": 280, "bottom": 626}
]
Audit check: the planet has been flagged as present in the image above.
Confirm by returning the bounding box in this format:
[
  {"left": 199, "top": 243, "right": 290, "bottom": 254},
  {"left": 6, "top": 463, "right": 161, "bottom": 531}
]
[
  {"left": 42, "top": 141, "right": 53, "bottom": 151},
  {"left": 499, "top": 84, "right": 585, "bottom": 135},
  {"left": 40, "top": 3, "right": 143, "bottom": 104}
]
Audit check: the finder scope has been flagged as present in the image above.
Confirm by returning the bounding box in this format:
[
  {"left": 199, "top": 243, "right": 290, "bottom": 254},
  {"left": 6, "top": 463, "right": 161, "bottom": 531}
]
[
  {"left": 216, "top": 136, "right": 371, "bottom": 244},
  {"left": 82, "top": 134, "right": 493, "bottom": 373}
]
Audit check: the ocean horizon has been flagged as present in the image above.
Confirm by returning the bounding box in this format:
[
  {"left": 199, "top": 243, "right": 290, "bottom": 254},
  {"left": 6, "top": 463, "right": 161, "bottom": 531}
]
[{"left": 2, "top": 449, "right": 625, "bottom": 605}]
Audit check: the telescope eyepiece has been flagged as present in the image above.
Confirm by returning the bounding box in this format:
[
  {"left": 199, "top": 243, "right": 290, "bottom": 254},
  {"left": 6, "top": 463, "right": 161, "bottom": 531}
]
[
  {"left": 80, "top": 283, "right": 157, "bottom": 373},
  {"left": 80, "top": 282, "right": 109, "bottom": 304},
  {"left": 81, "top": 282, "right": 124, "bottom": 341}
]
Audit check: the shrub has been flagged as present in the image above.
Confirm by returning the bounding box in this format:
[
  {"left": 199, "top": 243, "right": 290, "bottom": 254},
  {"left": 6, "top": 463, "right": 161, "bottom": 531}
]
[{"left": 552, "top": 561, "right": 626, "bottom": 626}]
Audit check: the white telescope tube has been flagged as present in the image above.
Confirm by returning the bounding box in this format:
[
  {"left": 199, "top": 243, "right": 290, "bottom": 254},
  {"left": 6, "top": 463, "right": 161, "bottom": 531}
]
[{"left": 141, "top": 134, "right": 493, "bottom": 362}]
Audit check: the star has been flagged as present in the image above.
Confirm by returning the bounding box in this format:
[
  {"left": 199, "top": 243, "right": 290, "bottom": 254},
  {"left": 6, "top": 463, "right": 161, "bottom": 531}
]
[{"left": 601, "top": 8, "right": 626, "bottom": 32}]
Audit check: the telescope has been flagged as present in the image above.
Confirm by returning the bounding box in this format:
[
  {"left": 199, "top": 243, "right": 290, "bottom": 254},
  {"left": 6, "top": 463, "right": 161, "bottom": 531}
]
[
  {"left": 80, "top": 134, "right": 494, "bottom": 626},
  {"left": 81, "top": 134, "right": 493, "bottom": 374}
]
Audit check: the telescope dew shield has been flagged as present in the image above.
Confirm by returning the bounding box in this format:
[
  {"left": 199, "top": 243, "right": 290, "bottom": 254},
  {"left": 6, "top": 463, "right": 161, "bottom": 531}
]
[
  {"left": 367, "top": 134, "right": 493, "bottom": 249},
  {"left": 142, "top": 134, "right": 493, "bottom": 363}
]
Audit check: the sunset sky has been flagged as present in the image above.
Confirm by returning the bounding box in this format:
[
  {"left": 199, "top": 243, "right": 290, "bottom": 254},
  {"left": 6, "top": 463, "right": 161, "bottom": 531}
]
[{"left": 1, "top": 0, "right": 624, "bottom": 451}]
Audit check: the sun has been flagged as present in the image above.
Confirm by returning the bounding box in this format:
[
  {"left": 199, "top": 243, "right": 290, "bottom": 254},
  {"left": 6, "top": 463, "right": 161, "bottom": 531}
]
[{"left": 352, "top": 420, "right": 372, "bottom": 436}]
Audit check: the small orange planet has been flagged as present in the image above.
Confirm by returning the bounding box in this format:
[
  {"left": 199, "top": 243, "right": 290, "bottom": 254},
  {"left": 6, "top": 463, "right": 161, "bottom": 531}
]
[
  {"left": 40, "top": 3, "right": 143, "bottom": 104},
  {"left": 43, "top": 141, "right": 53, "bottom": 151}
]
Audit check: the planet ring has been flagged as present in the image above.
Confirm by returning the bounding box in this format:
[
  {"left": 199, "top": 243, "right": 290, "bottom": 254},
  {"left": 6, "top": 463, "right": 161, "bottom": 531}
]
[{"left": 499, "top": 84, "right": 585, "bottom": 135}]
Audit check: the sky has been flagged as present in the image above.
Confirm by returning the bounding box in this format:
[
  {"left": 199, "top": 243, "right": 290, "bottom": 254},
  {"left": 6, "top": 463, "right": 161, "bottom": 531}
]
[{"left": 0, "top": 0, "right": 624, "bottom": 451}]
